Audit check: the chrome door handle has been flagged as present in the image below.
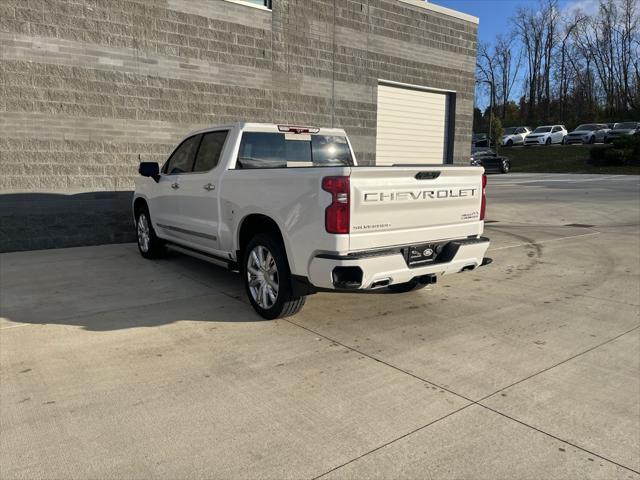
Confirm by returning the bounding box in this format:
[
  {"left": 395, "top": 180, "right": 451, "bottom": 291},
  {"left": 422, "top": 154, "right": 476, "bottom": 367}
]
[
  {"left": 203, "top": 183, "right": 215, "bottom": 191},
  {"left": 171, "top": 182, "right": 180, "bottom": 189}
]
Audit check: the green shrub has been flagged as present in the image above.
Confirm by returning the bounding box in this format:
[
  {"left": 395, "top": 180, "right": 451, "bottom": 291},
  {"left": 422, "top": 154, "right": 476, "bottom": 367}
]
[
  {"left": 589, "top": 145, "right": 608, "bottom": 163},
  {"left": 491, "top": 117, "right": 504, "bottom": 152},
  {"left": 612, "top": 135, "right": 640, "bottom": 165},
  {"left": 589, "top": 135, "right": 640, "bottom": 166}
]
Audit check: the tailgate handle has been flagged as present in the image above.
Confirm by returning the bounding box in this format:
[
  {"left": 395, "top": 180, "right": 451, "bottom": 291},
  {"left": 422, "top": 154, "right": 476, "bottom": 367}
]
[{"left": 415, "top": 171, "right": 440, "bottom": 180}]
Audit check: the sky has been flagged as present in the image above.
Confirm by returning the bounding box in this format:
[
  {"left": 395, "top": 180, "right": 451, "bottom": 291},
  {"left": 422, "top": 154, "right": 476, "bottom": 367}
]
[
  {"left": 432, "top": 0, "right": 602, "bottom": 108},
  {"left": 432, "top": 0, "right": 600, "bottom": 45}
]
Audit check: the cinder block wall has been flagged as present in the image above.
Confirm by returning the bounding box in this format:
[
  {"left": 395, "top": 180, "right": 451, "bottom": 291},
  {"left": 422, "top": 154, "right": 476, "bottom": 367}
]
[{"left": 0, "top": 0, "right": 477, "bottom": 252}]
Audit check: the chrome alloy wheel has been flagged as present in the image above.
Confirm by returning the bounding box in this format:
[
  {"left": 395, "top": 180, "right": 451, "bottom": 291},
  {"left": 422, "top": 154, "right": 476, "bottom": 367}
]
[
  {"left": 137, "top": 213, "right": 151, "bottom": 253},
  {"left": 247, "top": 245, "right": 279, "bottom": 309}
]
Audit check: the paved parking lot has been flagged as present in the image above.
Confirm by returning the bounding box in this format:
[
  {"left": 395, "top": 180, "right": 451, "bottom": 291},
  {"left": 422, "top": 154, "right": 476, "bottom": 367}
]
[{"left": 1, "top": 173, "right": 639, "bottom": 479}]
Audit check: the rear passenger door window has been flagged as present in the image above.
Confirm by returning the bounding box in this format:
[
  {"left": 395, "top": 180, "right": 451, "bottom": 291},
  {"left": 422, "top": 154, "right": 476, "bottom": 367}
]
[
  {"left": 237, "top": 132, "right": 287, "bottom": 169},
  {"left": 193, "top": 131, "right": 229, "bottom": 173},
  {"left": 163, "top": 135, "right": 201, "bottom": 175}
]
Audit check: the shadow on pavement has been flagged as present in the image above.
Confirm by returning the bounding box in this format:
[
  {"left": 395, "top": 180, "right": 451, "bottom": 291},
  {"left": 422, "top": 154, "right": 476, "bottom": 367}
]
[{"left": 0, "top": 191, "right": 135, "bottom": 253}]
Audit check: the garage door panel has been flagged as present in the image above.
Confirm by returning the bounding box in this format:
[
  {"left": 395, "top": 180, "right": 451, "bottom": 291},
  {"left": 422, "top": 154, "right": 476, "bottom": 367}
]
[
  {"left": 377, "top": 110, "right": 447, "bottom": 119},
  {"left": 377, "top": 95, "right": 447, "bottom": 111},
  {"left": 374, "top": 95, "right": 448, "bottom": 108},
  {"left": 376, "top": 84, "right": 450, "bottom": 165},
  {"left": 377, "top": 112, "right": 447, "bottom": 123},
  {"left": 376, "top": 120, "right": 447, "bottom": 131},
  {"left": 378, "top": 87, "right": 448, "bottom": 101},
  {"left": 379, "top": 138, "right": 442, "bottom": 147}
]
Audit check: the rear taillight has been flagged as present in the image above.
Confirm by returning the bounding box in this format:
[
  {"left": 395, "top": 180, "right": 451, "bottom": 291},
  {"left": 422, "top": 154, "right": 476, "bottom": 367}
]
[
  {"left": 480, "top": 174, "right": 487, "bottom": 220},
  {"left": 322, "top": 176, "right": 350, "bottom": 234}
]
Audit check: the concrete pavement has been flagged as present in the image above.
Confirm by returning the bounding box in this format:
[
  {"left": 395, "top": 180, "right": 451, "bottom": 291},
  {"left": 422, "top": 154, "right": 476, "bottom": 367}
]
[{"left": 1, "top": 174, "right": 639, "bottom": 479}]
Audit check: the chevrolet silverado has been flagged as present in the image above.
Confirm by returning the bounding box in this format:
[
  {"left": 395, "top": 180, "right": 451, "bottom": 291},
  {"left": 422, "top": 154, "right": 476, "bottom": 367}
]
[{"left": 133, "top": 123, "right": 491, "bottom": 319}]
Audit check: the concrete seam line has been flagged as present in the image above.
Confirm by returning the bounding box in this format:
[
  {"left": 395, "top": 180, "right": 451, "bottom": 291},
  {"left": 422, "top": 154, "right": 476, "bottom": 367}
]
[
  {"left": 489, "top": 175, "right": 631, "bottom": 185},
  {"left": 485, "top": 222, "right": 600, "bottom": 228},
  {"left": 485, "top": 222, "right": 639, "bottom": 230},
  {"left": 488, "top": 231, "right": 601, "bottom": 251},
  {"left": 285, "top": 318, "right": 476, "bottom": 403},
  {"left": 310, "top": 403, "right": 475, "bottom": 480},
  {"left": 476, "top": 404, "right": 640, "bottom": 475},
  {"left": 302, "top": 322, "right": 640, "bottom": 479},
  {"left": 474, "top": 324, "right": 640, "bottom": 404}
]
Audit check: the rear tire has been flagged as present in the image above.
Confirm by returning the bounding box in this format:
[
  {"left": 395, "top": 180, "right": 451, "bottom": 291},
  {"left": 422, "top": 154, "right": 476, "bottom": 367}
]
[
  {"left": 243, "top": 233, "right": 306, "bottom": 319},
  {"left": 388, "top": 280, "right": 424, "bottom": 293},
  {"left": 135, "top": 205, "right": 166, "bottom": 259}
]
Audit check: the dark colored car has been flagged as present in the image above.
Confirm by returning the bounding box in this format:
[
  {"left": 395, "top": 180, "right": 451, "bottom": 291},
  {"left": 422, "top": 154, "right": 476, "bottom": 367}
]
[
  {"left": 604, "top": 122, "right": 640, "bottom": 143},
  {"left": 470, "top": 146, "right": 510, "bottom": 174},
  {"left": 473, "top": 133, "right": 490, "bottom": 148}
]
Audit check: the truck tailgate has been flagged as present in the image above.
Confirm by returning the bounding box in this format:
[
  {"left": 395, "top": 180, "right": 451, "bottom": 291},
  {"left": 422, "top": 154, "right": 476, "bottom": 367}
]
[{"left": 348, "top": 166, "right": 484, "bottom": 251}]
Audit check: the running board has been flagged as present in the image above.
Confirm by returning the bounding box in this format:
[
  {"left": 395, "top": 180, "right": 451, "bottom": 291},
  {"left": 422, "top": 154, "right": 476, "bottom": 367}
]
[{"left": 166, "top": 243, "right": 238, "bottom": 271}]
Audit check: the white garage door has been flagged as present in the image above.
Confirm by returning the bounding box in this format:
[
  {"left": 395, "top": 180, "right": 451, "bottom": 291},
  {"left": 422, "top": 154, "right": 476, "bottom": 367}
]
[{"left": 375, "top": 83, "right": 450, "bottom": 165}]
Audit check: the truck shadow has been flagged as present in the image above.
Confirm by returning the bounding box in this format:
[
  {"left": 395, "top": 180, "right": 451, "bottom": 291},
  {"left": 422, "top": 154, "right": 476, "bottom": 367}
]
[
  {"left": 2, "top": 244, "right": 423, "bottom": 331},
  {"left": 0, "top": 244, "right": 261, "bottom": 331}
]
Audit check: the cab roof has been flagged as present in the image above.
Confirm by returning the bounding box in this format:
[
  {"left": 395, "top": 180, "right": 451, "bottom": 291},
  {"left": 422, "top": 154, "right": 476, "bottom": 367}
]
[{"left": 185, "top": 122, "right": 347, "bottom": 137}]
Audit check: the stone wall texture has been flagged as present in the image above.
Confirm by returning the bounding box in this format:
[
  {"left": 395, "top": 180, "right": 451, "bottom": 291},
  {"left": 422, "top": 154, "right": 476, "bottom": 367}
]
[{"left": 0, "top": 0, "right": 477, "bottom": 252}]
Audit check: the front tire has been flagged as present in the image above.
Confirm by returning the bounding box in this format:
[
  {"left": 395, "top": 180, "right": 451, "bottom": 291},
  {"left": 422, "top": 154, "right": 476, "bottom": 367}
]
[
  {"left": 501, "top": 159, "right": 511, "bottom": 174},
  {"left": 506, "top": 139, "right": 513, "bottom": 147},
  {"left": 243, "top": 233, "right": 306, "bottom": 319},
  {"left": 545, "top": 137, "right": 552, "bottom": 145},
  {"left": 135, "top": 206, "right": 165, "bottom": 259}
]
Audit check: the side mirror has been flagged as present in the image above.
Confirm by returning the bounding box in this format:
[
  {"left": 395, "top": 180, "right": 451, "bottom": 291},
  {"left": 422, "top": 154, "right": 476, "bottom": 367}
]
[{"left": 139, "top": 162, "right": 160, "bottom": 182}]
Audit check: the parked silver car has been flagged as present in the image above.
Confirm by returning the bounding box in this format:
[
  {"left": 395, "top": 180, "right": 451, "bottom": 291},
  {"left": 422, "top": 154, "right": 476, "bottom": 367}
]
[
  {"left": 500, "top": 126, "right": 530, "bottom": 146},
  {"left": 604, "top": 122, "right": 640, "bottom": 143},
  {"left": 565, "top": 124, "right": 609, "bottom": 144}
]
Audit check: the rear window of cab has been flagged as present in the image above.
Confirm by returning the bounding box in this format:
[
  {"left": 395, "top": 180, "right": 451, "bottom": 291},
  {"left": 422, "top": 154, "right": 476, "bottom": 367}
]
[{"left": 236, "top": 132, "right": 353, "bottom": 169}]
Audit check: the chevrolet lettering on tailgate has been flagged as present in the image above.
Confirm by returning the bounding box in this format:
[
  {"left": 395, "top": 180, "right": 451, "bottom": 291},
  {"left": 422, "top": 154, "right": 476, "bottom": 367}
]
[{"left": 363, "top": 188, "right": 478, "bottom": 202}]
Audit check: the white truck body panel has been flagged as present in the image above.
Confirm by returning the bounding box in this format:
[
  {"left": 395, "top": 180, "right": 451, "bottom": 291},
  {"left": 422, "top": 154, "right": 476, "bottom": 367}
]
[
  {"left": 134, "top": 122, "right": 490, "bottom": 297},
  {"left": 219, "top": 166, "right": 351, "bottom": 276},
  {"left": 348, "top": 166, "right": 483, "bottom": 251}
]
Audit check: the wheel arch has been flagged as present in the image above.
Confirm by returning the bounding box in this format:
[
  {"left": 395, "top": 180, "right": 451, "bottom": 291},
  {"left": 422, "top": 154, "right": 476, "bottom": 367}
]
[
  {"left": 133, "top": 196, "right": 148, "bottom": 218},
  {"left": 133, "top": 195, "right": 153, "bottom": 226},
  {"left": 237, "top": 214, "right": 290, "bottom": 266}
]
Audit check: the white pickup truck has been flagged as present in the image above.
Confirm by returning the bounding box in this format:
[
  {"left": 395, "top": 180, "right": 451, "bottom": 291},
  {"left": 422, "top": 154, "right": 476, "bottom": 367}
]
[{"left": 133, "top": 123, "right": 491, "bottom": 319}]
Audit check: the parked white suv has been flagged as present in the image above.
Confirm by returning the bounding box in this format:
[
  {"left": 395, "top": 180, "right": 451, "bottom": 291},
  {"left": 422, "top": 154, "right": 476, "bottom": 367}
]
[
  {"left": 524, "top": 125, "right": 567, "bottom": 145},
  {"left": 500, "top": 126, "right": 530, "bottom": 146},
  {"left": 133, "top": 123, "right": 491, "bottom": 319}
]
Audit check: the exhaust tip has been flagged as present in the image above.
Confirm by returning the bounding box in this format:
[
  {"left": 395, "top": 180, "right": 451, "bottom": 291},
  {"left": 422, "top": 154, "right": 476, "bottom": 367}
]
[
  {"left": 481, "top": 257, "right": 493, "bottom": 266},
  {"left": 370, "top": 278, "right": 391, "bottom": 288}
]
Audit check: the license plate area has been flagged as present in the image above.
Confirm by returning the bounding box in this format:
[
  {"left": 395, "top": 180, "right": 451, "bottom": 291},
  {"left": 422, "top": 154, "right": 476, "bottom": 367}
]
[{"left": 404, "top": 243, "right": 438, "bottom": 267}]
